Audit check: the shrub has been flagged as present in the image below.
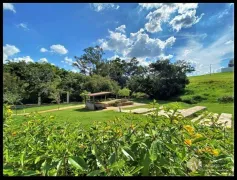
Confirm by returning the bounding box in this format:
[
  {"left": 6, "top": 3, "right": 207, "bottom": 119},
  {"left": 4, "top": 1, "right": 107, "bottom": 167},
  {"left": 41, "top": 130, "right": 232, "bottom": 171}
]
[
  {"left": 192, "top": 95, "right": 207, "bottom": 102},
  {"left": 132, "top": 92, "right": 148, "bottom": 99},
  {"left": 180, "top": 96, "right": 197, "bottom": 104},
  {"left": 218, "top": 96, "right": 234, "bottom": 103},
  {"left": 3, "top": 103, "right": 234, "bottom": 176},
  {"left": 180, "top": 95, "right": 207, "bottom": 104}
]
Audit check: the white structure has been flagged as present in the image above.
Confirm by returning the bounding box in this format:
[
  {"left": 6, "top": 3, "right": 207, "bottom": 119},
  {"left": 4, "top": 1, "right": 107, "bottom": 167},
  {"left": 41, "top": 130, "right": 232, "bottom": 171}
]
[{"left": 221, "top": 59, "right": 234, "bottom": 72}]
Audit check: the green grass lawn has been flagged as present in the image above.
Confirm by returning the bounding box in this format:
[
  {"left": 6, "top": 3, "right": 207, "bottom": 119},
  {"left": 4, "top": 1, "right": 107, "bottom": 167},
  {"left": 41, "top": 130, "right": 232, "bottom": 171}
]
[
  {"left": 180, "top": 72, "right": 234, "bottom": 103},
  {"left": 125, "top": 100, "right": 192, "bottom": 110},
  {"left": 12, "top": 107, "right": 130, "bottom": 129},
  {"left": 12, "top": 98, "right": 234, "bottom": 129},
  {"left": 11, "top": 71, "right": 234, "bottom": 129},
  {"left": 12, "top": 102, "right": 83, "bottom": 114}
]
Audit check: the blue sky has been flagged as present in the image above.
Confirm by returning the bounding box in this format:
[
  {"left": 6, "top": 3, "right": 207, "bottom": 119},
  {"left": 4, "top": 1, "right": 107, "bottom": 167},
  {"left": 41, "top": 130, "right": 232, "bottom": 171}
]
[{"left": 3, "top": 3, "right": 234, "bottom": 75}]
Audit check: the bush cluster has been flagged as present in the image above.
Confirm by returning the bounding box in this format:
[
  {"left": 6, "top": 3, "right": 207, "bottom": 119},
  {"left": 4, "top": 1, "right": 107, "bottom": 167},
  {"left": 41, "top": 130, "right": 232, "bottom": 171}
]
[{"left": 3, "top": 103, "right": 233, "bottom": 176}]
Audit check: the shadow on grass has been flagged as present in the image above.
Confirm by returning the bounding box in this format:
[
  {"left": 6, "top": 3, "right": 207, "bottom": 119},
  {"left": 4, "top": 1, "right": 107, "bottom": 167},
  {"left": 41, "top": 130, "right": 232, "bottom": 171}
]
[
  {"left": 73, "top": 108, "right": 96, "bottom": 113},
  {"left": 12, "top": 102, "right": 83, "bottom": 110}
]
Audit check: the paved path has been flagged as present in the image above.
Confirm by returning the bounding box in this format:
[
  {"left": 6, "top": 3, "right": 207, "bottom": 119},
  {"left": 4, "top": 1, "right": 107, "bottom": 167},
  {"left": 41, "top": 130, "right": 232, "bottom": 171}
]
[
  {"left": 217, "top": 113, "right": 232, "bottom": 128},
  {"left": 97, "top": 102, "right": 147, "bottom": 112},
  {"left": 179, "top": 106, "right": 206, "bottom": 117},
  {"left": 13, "top": 104, "right": 85, "bottom": 116},
  {"left": 191, "top": 112, "right": 232, "bottom": 128}
]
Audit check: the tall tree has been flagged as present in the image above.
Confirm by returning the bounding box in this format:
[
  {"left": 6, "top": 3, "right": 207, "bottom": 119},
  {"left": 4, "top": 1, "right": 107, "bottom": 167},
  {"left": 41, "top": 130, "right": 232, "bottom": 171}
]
[{"left": 73, "top": 46, "right": 105, "bottom": 76}]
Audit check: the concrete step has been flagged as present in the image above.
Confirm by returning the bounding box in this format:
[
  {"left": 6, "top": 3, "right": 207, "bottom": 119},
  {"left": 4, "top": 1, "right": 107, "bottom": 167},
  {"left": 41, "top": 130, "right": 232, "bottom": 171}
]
[
  {"left": 217, "top": 113, "right": 232, "bottom": 128},
  {"left": 180, "top": 106, "right": 206, "bottom": 118}
]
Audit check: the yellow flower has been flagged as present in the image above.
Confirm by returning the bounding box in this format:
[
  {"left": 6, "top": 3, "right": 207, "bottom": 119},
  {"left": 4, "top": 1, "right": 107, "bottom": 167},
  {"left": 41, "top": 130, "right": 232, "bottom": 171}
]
[
  {"left": 173, "top": 120, "right": 178, "bottom": 124},
  {"left": 196, "top": 149, "right": 203, "bottom": 154},
  {"left": 211, "top": 149, "right": 219, "bottom": 156},
  {"left": 194, "top": 133, "right": 203, "bottom": 139},
  {"left": 79, "top": 144, "right": 86, "bottom": 148},
  {"left": 12, "top": 132, "right": 17, "bottom": 136},
  {"left": 184, "top": 139, "right": 192, "bottom": 146},
  {"left": 183, "top": 125, "right": 195, "bottom": 134}
]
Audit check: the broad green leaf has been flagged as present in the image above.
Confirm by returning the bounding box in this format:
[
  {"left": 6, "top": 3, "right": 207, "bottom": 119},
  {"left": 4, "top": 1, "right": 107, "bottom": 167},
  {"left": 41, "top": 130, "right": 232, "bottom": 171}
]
[
  {"left": 20, "top": 152, "right": 25, "bottom": 168},
  {"left": 68, "top": 156, "right": 88, "bottom": 171},
  {"left": 141, "top": 152, "right": 150, "bottom": 176},
  {"left": 34, "top": 156, "right": 41, "bottom": 164},
  {"left": 87, "top": 170, "right": 101, "bottom": 176},
  {"left": 54, "top": 160, "right": 62, "bottom": 176},
  {"left": 164, "top": 142, "right": 176, "bottom": 152},
  {"left": 21, "top": 170, "right": 38, "bottom": 176},
  {"left": 122, "top": 148, "right": 134, "bottom": 161},
  {"left": 130, "top": 166, "right": 144, "bottom": 175},
  {"left": 192, "top": 137, "right": 207, "bottom": 144},
  {"left": 149, "top": 140, "right": 159, "bottom": 161},
  {"left": 5, "top": 149, "right": 9, "bottom": 163},
  {"left": 108, "top": 152, "right": 116, "bottom": 165},
  {"left": 110, "top": 160, "right": 125, "bottom": 170}
]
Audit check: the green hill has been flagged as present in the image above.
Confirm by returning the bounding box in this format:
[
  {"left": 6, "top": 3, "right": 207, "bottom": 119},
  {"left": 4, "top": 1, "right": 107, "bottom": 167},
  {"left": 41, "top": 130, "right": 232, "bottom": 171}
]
[
  {"left": 180, "top": 72, "right": 234, "bottom": 103},
  {"left": 176, "top": 72, "right": 234, "bottom": 116}
]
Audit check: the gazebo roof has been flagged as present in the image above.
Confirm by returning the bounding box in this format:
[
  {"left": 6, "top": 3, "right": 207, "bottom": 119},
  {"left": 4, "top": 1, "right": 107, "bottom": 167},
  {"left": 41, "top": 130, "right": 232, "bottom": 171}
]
[{"left": 88, "top": 91, "right": 112, "bottom": 97}]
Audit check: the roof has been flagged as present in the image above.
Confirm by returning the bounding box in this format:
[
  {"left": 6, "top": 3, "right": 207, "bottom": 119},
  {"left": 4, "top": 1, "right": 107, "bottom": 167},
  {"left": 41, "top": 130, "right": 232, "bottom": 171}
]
[{"left": 88, "top": 91, "right": 112, "bottom": 97}]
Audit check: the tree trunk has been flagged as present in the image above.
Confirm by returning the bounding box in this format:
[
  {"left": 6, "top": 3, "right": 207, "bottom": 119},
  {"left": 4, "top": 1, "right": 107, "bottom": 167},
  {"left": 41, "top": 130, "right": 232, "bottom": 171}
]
[
  {"left": 66, "top": 92, "right": 69, "bottom": 103},
  {"left": 38, "top": 93, "right": 41, "bottom": 106},
  {"left": 15, "top": 104, "right": 17, "bottom": 115}
]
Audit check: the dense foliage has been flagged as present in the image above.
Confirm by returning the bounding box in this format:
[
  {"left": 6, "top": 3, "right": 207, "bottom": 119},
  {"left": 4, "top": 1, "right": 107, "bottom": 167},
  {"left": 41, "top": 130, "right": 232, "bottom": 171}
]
[
  {"left": 3, "top": 103, "right": 233, "bottom": 176},
  {"left": 3, "top": 46, "right": 194, "bottom": 106},
  {"left": 127, "top": 60, "right": 195, "bottom": 100}
]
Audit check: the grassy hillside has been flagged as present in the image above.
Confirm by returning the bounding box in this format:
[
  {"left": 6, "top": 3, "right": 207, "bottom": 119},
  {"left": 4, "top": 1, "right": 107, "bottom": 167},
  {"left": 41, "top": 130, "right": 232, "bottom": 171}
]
[{"left": 180, "top": 72, "right": 234, "bottom": 103}]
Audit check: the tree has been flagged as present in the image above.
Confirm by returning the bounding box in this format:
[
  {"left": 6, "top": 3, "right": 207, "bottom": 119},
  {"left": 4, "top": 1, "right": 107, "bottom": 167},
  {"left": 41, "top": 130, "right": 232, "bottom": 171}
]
[
  {"left": 24, "top": 63, "right": 57, "bottom": 105},
  {"left": 118, "top": 88, "right": 131, "bottom": 99},
  {"left": 48, "top": 78, "right": 63, "bottom": 110},
  {"left": 84, "top": 75, "right": 120, "bottom": 94},
  {"left": 143, "top": 59, "right": 195, "bottom": 99},
  {"left": 3, "top": 72, "right": 27, "bottom": 114},
  {"left": 80, "top": 90, "right": 89, "bottom": 104},
  {"left": 73, "top": 46, "right": 106, "bottom": 76}
]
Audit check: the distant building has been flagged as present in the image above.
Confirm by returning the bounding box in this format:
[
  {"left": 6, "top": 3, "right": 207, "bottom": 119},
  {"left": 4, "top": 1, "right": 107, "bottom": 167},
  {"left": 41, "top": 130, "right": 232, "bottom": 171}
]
[{"left": 221, "top": 59, "right": 234, "bottom": 72}]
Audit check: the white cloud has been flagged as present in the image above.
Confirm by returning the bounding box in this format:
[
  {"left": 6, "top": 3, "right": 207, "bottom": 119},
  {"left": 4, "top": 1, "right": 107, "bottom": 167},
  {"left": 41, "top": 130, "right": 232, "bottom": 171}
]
[
  {"left": 71, "top": 68, "right": 79, "bottom": 73},
  {"left": 158, "top": 54, "right": 173, "bottom": 60},
  {"left": 225, "top": 40, "right": 233, "bottom": 45},
  {"left": 3, "top": 44, "right": 20, "bottom": 63},
  {"left": 50, "top": 44, "right": 68, "bottom": 55},
  {"left": 40, "top": 48, "right": 48, "bottom": 52},
  {"left": 64, "top": 56, "right": 73, "bottom": 65},
  {"left": 138, "top": 3, "right": 162, "bottom": 10},
  {"left": 16, "top": 23, "right": 29, "bottom": 30},
  {"left": 99, "top": 29, "right": 131, "bottom": 56},
  {"left": 176, "top": 28, "right": 234, "bottom": 75},
  {"left": 176, "top": 3, "right": 198, "bottom": 14},
  {"left": 38, "top": 58, "right": 48, "bottom": 63},
  {"left": 13, "top": 56, "right": 34, "bottom": 63},
  {"left": 98, "top": 26, "right": 176, "bottom": 62},
  {"left": 115, "top": 25, "right": 126, "bottom": 33},
  {"left": 139, "top": 3, "right": 203, "bottom": 33},
  {"left": 3, "top": 3, "right": 16, "bottom": 13},
  {"left": 145, "top": 4, "right": 178, "bottom": 33},
  {"left": 107, "top": 54, "right": 127, "bottom": 61},
  {"left": 170, "top": 10, "right": 204, "bottom": 32},
  {"left": 51, "top": 63, "right": 55, "bottom": 66},
  {"left": 90, "top": 3, "right": 119, "bottom": 12}
]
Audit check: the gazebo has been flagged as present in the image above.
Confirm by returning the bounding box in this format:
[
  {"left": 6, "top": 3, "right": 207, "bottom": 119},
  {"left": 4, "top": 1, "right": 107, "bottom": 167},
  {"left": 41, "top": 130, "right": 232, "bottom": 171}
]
[{"left": 85, "top": 91, "right": 113, "bottom": 110}]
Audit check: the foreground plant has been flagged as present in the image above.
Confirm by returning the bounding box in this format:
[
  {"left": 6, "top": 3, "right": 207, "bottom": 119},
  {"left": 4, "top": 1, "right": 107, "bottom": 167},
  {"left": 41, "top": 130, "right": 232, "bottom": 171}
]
[{"left": 3, "top": 104, "right": 234, "bottom": 176}]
